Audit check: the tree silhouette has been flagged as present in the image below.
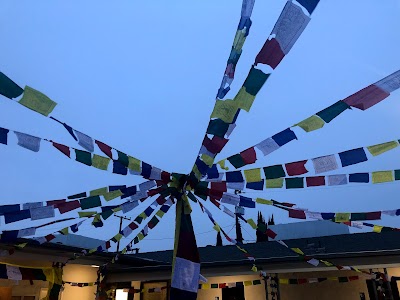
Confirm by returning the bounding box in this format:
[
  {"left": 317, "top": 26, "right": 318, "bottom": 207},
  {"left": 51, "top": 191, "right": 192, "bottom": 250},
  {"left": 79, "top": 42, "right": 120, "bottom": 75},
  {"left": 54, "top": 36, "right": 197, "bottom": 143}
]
[
  {"left": 235, "top": 214, "right": 244, "bottom": 244},
  {"left": 268, "top": 214, "right": 275, "bottom": 225},
  {"left": 216, "top": 231, "right": 223, "bottom": 246},
  {"left": 256, "top": 211, "right": 268, "bottom": 243}
]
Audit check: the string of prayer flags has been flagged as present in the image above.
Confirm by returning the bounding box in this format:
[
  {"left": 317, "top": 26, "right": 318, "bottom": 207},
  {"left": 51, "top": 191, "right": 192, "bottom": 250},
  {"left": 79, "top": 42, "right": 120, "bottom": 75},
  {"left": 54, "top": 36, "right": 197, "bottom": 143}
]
[
  {"left": 216, "top": 0, "right": 256, "bottom": 100},
  {"left": 210, "top": 70, "right": 399, "bottom": 173},
  {"left": 192, "top": 0, "right": 318, "bottom": 181},
  {"left": 170, "top": 198, "right": 201, "bottom": 300},
  {"left": 199, "top": 279, "right": 262, "bottom": 290},
  {"left": 255, "top": 0, "right": 317, "bottom": 68},
  {"left": 278, "top": 276, "right": 360, "bottom": 285},
  {"left": 63, "top": 281, "right": 97, "bottom": 287},
  {"left": 343, "top": 70, "right": 400, "bottom": 110},
  {"left": 123, "top": 286, "right": 168, "bottom": 294},
  {"left": 211, "top": 138, "right": 400, "bottom": 188}
]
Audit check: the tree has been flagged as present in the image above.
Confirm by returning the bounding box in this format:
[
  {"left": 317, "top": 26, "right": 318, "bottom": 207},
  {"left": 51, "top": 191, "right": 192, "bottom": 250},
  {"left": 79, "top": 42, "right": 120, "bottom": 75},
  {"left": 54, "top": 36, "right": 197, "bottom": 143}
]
[
  {"left": 216, "top": 231, "right": 223, "bottom": 246},
  {"left": 235, "top": 214, "right": 244, "bottom": 244},
  {"left": 256, "top": 211, "right": 268, "bottom": 243},
  {"left": 268, "top": 214, "right": 275, "bottom": 225}
]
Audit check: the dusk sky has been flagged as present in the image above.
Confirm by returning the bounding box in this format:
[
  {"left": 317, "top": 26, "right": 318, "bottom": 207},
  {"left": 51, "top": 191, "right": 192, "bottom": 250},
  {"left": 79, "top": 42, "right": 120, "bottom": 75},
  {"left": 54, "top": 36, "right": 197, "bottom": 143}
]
[{"left": 0, "top": 1, "right": 399, "bottom": 253}]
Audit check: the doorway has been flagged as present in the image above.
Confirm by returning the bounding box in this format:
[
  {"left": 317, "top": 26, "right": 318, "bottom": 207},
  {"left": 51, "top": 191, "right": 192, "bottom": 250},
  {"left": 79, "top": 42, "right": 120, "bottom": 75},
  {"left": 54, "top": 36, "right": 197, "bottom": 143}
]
[{"left": 222, "top": 286, "right": 245, "bottom": 300}]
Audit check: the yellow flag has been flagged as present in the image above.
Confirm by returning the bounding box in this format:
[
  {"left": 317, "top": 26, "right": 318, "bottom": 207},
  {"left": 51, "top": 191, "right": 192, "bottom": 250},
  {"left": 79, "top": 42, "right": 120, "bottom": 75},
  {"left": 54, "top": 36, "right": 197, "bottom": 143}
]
[
  {"left": 367, "top": 141, "right": 398, "bottom": 156},
  {"left": 210, "top": 99, "right": 239, "bottom": 123},
  {"left": 114, "top": 233, "right": 123, "bottom": 242},
  {"left": 372, "top": 171, "right": 394, "bottom": 183},
  {"left": 233, "top": 29, "right": 247, "bottom": 51},
  {"left": 103, "top": 190, "right": 123, "bottom": 201},
  {"left": 291, "top": 248, "right": 304, "bottom": 255},
  {"left": 59, "top": 227, "right": 69, "bottom": 235},
  {"left": 373, "top": 225, "right": 383, "bottom": 233},
  {"left": 234, "top": 87, "right": 256, "bottom": 112},
  {"left": 244, "top": 280, "right": 252, "bottom": 286},
  {"left": 15, "top": 243, "right": 28, "bottom": 249},
  {"left": 328, "top": 277, "right": 338, "bottom": 281},
  {"left": 265, "top": 178, "right": 284, "bottom": 188},
  {"left": 78, "top": 211, "right": 96, "bottom": 217},
  {"left": 295, "top": 115, "right": 325, "bottom": 132},
  {"left": 256, "top": 198, "right": 273, "bottom": 205},
  {"left": 156, "top": 210, "right": 165, "bottom": 218},
  {"left": 202, "top": 284, "right": 211, "bottom": 290},
  {"left": 251, "top": 264, "right": 258, "bottom": 272},
  {"left": 201, "top": 154, "right": 214, "bottom": 167},
  {"left": 19, "top": 86, "right": 57, "bottom": 116},
  {"left": 213, "top": 224, "right": 221, "bottom": 232},
  {"left": 92, "top": 155, "right": 110, "bottom": 170},
  {"left": 247, "top": 219, "right": 257, "bottom": 229},
  {"left": 192, "top": 164, "right": 202, "bottom": 179},
  {"left": 244, "top": 168, "right": 262, "bottom": 183},
  {"left": 217, "top": 159, "right": 229, "bottom": 170},
  {"left": 279, "top": 278, "right": 289, "bottom": 284},
  {"left": 335, "top": 213, "right": 351, "bottom": 222},
  {"left": 138, "top": 233, "right": 145, "bottom": 240},
  {"left": 128, "top": 156, "right": 141, "bottom": 172},
  {"left": 320, "top": 260, "right": 333, "bottom": 267},
  {"left": 90, "top": 187, "right": 108, "bottom": 196}
]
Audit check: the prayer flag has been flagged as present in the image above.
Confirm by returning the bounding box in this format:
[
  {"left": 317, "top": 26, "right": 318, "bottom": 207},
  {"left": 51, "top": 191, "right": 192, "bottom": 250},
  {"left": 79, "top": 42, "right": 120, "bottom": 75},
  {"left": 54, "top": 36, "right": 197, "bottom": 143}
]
[
  {"left": 244, "top": 168, "right": 261, "bottom": 183},
  {"left": 95, "top": 140, "right": 113, "bottom": 158},
  {"left": 285, "top": 160, "right": 308, "bottom": 176},
  {"left": 0, "top": 72, "right": 23, "bottom": 99},
  {"left": 349, "top": 173, "right": 369, "bottom": 183},
  {"left": 52, "top": 142, "right": 70, "bottom": 157},
  {"left": 113, "top": 161, "right": 128, "bottom": 175},
  {"left": 306, "top": 176, "right": 325, "bottom": 187},
  {"left": 316, "top": 101, "right": 350, "bottom": 123},
  {"left": 14, "top": 131, "right": 41, "bottom": 152},
  {"left": 296, "top": 0, "right": 320, "bottom": 14},
  {"left": 19, "top": 86, "right": 56, "bottom": 116},
  {"left": 30, "top": 206, "right": 55, "bottom": 220},
  {"left": 312, "top": 155, "right": 338, "bottom": 174},
  {"left": 255, "top": 138, "right": 280, "bottom": 156},
  {"left": 242, "top": 66, "right": 270, "bottom": 96},
  {"left": 285, "top": 177, "right": 304, "bottom": 189},
  {"left": 240, "top": 147, "right": 256, "bottom": 165},
  {"left": 227, "top": 154, "right": 245, "bottom": 169},
  {"left": 272, "top": 128, "right": 297, "bottom": 146},
  {"left": 80, "top": 196, "right": 101, "bottom": 210},
  {"left": 246, "top": 180, "right": 264, "bottom": 190},
  {"left": 255, "top": 38, "right": 285, "bottom": 69},
  {"left": 263, "top": 165, "right": 286, "bottom": 179},
  {"left": 75, "top": 149, "right": 92, "bottom": 166},
  {"left": 289, "top": 209, "right": 306, "bottom": 219},
  {"left": 367, "top": 141, "right": 398, "bottom": 156},
  {"left": 338, "top": 148, "right": 367, "bottom": 167},
  {"left": 374, "top": 70, "right": 400, "bottom": 93},
  {"left": 343, "top": 84, "right": 389, "bottom": 111},
  {"left": 327, "top": 174, "right": 347, "bottom": 186},
  {"left": 295, "top": 115, "right": 324, "bottom": 132},
  {"left": 271, "top": 1, "right": 310, "bottom": 54},
  {"left": 233, "top": 87, "right": 256, "bottom": 112},
  {"left": 74, "top": 130, "right": 94, "bottom": 152},
  {"left": 372, "top": 171, "right": 394, "bottom": 184},
  {"left": 92, "top": 154, "right": 110, "bottom": 170},
  {"left": 0, "top": 127, "right": 9, "bottom": 145},
  {"left": 265, "top": 178, "right": 284, "bottom": 188},
  {"left": 210, "top": 99, "right": 239, "bottom": 123}
]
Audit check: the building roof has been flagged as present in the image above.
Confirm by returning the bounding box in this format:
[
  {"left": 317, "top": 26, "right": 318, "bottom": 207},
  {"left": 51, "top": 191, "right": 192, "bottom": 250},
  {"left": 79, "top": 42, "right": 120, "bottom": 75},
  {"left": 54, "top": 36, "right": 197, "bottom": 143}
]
[{"left": 128, "top": 231, "right": 400, "bottom": 267}]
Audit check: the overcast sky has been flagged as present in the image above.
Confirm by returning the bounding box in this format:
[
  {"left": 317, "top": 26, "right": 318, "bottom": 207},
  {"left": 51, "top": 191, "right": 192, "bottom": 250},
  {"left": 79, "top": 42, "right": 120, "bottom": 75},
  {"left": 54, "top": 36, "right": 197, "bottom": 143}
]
[{"left": 0, "top": 1, "right": 400, "bottom": 253}]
